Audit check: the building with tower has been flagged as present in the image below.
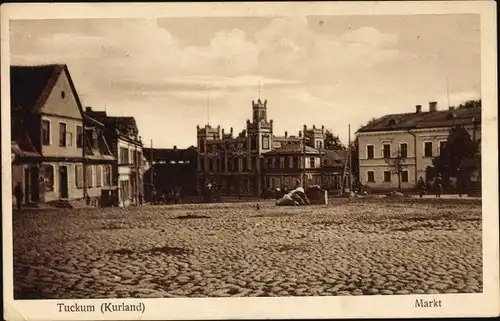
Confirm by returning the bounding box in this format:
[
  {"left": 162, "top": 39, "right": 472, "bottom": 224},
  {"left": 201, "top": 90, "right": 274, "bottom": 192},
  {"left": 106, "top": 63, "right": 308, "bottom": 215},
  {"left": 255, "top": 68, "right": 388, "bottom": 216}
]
[{"left": 196, "top": 98, "right": 348, "bottom": 197}]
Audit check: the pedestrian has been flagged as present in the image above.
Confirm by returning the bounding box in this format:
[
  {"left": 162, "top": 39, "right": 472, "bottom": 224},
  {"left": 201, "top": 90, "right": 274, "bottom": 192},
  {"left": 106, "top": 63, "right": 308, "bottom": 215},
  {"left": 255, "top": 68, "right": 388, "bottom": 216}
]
[
  {"left": 14, "top": 182, "right": 23, "bottom": 210},
  {"left": 417, "top": 176, "right": 427, "bottom": 198},
  {"left": 434, "top": 174, "right": 443, "bottom": 198}
]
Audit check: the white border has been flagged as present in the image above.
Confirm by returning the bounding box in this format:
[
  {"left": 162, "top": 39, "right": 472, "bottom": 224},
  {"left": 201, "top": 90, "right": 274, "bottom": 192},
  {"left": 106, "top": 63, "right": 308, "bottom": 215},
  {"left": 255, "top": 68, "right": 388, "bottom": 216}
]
[{"left": 2, "top": 1, "right": 498, "bottom": 320}]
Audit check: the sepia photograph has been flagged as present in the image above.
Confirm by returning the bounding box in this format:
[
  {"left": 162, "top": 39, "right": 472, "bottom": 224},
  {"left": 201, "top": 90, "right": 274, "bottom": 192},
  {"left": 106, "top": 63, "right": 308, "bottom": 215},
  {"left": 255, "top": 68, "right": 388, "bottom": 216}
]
[{"left": 2, "top": 1, "right": 498, "bottom": 320}]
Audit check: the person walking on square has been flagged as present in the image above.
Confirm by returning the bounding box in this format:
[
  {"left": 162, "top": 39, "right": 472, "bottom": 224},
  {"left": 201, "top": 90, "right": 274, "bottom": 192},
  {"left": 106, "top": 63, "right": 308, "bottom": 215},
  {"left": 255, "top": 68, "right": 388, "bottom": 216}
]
[
  {"left": 14, "top": 182, "right": 23, "bottom": 210},
  {"left": 417, "top": 176, "right": 427, "bottom": 198},
  {"left": 434, "top": 174, "right": 443, "bottom": 198}
]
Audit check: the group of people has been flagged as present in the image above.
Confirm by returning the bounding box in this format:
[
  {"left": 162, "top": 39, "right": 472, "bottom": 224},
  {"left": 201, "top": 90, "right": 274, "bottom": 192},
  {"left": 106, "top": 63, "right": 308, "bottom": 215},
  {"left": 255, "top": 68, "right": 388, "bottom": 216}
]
[
  {"left": 416, "top": 175, "right": 444, "bottom": 198},
  {"left": 151, "top": 186, "right": 183, "bottom": 205}
]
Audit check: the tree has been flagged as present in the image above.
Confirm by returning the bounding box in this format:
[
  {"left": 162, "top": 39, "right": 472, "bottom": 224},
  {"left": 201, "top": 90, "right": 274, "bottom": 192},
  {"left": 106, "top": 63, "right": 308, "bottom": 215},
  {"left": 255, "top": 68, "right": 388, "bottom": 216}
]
[
  {"left": 324, "top": 130, "right": 344, "bottom": 150},
  {"left": 385, "top": 148, "right": 407, "bottom": 191},
  {"left": 432, "top": 125, "right": 478, "bottom": 185},
  {"left": 455, "top": 99, "right": 481, "bottom": 109}
]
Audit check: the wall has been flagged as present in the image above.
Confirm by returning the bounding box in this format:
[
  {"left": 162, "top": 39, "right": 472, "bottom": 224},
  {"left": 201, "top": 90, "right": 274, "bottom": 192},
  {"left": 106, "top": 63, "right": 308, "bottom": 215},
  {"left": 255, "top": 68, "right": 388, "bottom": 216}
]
[
  {"left": 357, "top": 131, "right": 417, "bottom": 190},
  {"left": 357, "top": 124, "right": 481, "bottom": 191},
  {"left": 40, "top": 70, "right": 84, "bottom": 158},
  {"left": 42, "top": 162, "right": 84, "bottom": 202}
]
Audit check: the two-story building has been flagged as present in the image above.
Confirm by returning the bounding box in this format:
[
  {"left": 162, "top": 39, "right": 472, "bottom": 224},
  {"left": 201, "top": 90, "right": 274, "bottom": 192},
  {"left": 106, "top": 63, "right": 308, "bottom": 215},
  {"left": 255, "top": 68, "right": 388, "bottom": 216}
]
[
  {"left": 196, "top": 98, "right": 348, "bottom": 197},
  {"left": 143, "top": 146, "right": 198, "bottom": 202},
  {"left": 84, "top": 107, "right": 144, "bottom": 207},
  {"left": 11, "top": 64, "right": 87, "bottom": 205},
  {"left": 356, "top": 101, "right": 481, "bottom": 191},
  {"left": 81, "top": 115, "right": 117, "bottom": 206}
]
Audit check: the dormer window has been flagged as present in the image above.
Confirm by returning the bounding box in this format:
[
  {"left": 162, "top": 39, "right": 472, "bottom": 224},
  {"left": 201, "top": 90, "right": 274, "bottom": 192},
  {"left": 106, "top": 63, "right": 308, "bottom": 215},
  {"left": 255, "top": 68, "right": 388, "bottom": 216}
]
[
  {"left": 447, "top": 112, "right": 456, "bottom": 120},
  {"left": 388, "top": 118, "right": 397, "bottom": 126}
]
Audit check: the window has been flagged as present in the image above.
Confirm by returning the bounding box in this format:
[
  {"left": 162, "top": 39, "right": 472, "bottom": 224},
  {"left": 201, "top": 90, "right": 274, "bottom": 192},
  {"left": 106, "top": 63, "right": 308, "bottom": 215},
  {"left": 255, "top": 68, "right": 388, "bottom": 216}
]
[
  {"left": 439, "top": 141, "right": 447, "bottom": 155},
  {"left": 243, "top": 158, "right": 248, "bottom": 171},
  {"left": 76, "top": 125, "right": 83, "bottom": 148},
  {"left": 310, "top": 157, "right": 316, "bottom": 168},
  {"left": 233, "top": 158, "right": 239, "bottom": 171},
  {"left": 209, "top": 159, "right": 214, "bottom": 171},
  {"left": 251, "top": 136, "right": 257, "bottom": 149},
  {"left": 95, "top": 166, "right": 102, "bottom": 187},
  {"left": 43, "top": 165, "right": 54, "bottom": 191},
  {"left": 400, "top": 143, "right": 408, "bottom": 158},
  {"left": 119, "top": 147, "right": 129, "bottom": 164},
  {"left": 61, "top": 90, "right": 66, "bottom": 99},
  {"left": 199, "top": 141, "right": 205, "bottom": 152},
  {"left": 383, "top": 144, "right": 391, "bottom": 159},
  {"left": 42, "top": 119, "right": 51, "bottom": 145},
  {"left": 279, "top": 157, "right": 285, "bottom": 169},
  {"left": 251, "top": 157, "right": 257, "bottom": 170},
  {"left": 367, "top": 145, "right": 374, "bottom": 159},
  {"left": 284, "top": 156, "right": 290, "bottom": 168},
  {"left": 293, "top": 156, "right": 299, "bottom": 169},
  {"left": 103, "top": 165, "right": 111, "bottom": 186},
  {"left": 383, "top": 171, "right": 391, "bottom": 182},
  {"left": 59, "top": 122, "right": 67, "bottom": 147},
  {"left": 290, "top": 156, "right": 295, "bottom": 169},
  {"left": 267, "top": 158, "right": 273, "bottom": 169},
  {"left": 75, "top": 165, "right": 84, "bottom": 188},
  {"left": 86, "top": 166, "right": 94, "bottom": 188},
  {"left": 367, "top": 171, "right": 375, "bottom": 183},
  {"left": 401, "top": 170, "right": 409, "bottom": 183},
  {"left": 137, "top": 151, "right": 142, "bottom": 167},
  {"left": 424, "top": 141, "right": 433, "bottom": 157},
  {"left": 262, "top": 135, "right": 270, "bottom": 149}
]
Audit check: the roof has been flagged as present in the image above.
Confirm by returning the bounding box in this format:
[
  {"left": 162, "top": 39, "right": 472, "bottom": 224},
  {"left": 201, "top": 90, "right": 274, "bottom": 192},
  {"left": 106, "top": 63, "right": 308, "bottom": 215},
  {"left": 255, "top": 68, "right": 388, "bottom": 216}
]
[
  {"left": 86, "top": 110, "right": 139, "bottom": 134},
  {"left": 143, "top": 146, "right": 197, "bottom": 162},
  {"left": 10, "top": 64, "right": 82, "bottom": 114},
  {"left": 265, "top": 143, "right": 320, "bottom": 155},
  {"left": 323, "top": 149, "right": 347, "bottom": 168},
  {"left": 11, "top": 141, "right": 41, "bottom": 159},
  {"left": 357, "top": 107, "right": 481, "bottom": 133}
]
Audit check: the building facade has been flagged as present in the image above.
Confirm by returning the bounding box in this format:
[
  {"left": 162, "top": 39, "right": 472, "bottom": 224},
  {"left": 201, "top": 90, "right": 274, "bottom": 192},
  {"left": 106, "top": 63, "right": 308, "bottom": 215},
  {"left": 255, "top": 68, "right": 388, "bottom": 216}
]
[
  {"left": 11, "top": 64, "right": 87, "bottom": 205},
  {"left": 196, "top": 98, "right": 347, "bottom": 196},
  {"left": 82, "top": 116, "right": 117, "bottom": 206},
  {"left": 84, "top": 108, "right": 144, "bottom": 207},
  {"left": 143, "top": 146, "right": 198, "bottom": 201},
  {"left": 356, "top": 102, "right": 481, "bottom": 191}
]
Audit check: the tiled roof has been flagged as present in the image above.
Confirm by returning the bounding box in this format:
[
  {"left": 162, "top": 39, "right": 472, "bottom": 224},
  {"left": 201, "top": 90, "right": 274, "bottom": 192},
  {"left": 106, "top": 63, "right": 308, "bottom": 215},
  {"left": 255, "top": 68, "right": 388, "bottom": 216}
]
[
  {"left": 11, "top": 141, "right": 41, "bottom": 158},
  {"left": 10, "top": 64, "right": 66, "bottom": 113},
  {"left": 265, "top": 143, "right": 320, "bottom": 155},
  {"left": 323, "top": 149, "right": 347, "bottom": 168},
  {"left": 86, "top": 110, "right": 139, "bottom": 136},
  {"left": 357, "top": 107, "right": 481, "bottom": 133}
]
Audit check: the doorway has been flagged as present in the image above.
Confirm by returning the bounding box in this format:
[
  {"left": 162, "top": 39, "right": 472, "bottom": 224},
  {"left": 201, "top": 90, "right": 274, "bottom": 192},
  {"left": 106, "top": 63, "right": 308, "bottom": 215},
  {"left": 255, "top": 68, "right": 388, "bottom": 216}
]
[
  {"left": 30, "top": 167, "right": 40, "bottom": 202},
  {"left": 59, "top": 166, "right": 69, "bottom": 199},
  {"left": 24, "top": 168, "right": 30, "bottom": 204}
]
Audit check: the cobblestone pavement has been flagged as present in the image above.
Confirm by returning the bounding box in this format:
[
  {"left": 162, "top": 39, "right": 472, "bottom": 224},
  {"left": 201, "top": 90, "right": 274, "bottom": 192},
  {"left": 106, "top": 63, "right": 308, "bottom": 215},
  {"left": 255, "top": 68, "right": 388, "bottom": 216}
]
[{"left": 12, "top": 199, "right": 482, "bottom": 299}]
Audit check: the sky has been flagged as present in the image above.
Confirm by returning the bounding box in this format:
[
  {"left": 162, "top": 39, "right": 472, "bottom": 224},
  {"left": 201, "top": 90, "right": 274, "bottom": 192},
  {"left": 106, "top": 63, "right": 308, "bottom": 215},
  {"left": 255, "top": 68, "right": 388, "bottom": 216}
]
[{"left": 10, "top": 14, "right": 481, "bottom": 148}]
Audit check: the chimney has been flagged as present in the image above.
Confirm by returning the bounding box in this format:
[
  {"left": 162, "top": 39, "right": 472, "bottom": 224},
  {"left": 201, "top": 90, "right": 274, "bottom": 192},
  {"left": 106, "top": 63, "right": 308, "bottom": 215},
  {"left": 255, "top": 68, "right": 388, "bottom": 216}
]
[
  {"left": 173, "top": 145, "right": 177, "bottom": 150},
  {"left": 85, "top": 106, "right": 92, "bottom": 112},
  {"left": 429, "top": 101, "right": 438, "bottom": 112},
  {"left": 285, "top": 131, "right": 288, "bottom": 138},
  {"left": 415, "top": 105, "right": 422, "bottom": 113},
  {"left": 449, "top": 106, "right": 455, "bottom": 111}
]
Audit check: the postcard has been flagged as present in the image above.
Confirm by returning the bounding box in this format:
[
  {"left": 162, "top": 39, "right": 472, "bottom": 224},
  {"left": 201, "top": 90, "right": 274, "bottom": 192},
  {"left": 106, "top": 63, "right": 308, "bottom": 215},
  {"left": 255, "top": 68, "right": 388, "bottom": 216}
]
[{"left": 1, "top": 1, "right": 498, "bottom": 320}]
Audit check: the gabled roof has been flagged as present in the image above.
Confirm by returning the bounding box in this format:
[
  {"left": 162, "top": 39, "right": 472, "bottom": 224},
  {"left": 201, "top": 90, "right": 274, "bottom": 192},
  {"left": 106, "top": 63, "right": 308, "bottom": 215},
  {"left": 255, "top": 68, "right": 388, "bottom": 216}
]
[
  {"left": 10, "top": 64, "right": 84, "bottom": 115},
  {"left": 357, "top": 107, "right": 481, "bottom": 133},
  {"left": 265, "top": 143, "right": 320, "bottom": 155}
]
